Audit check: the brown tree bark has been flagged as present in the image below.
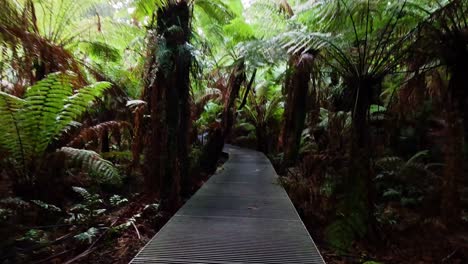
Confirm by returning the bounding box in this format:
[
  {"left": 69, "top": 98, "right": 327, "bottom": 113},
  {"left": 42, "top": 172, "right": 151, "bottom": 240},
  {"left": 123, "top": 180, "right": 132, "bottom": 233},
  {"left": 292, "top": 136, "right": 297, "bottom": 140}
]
[
  {"left": 441, "top": 110, "right": 463, "bottom": 225},
  {"left": 440, "top": 68, "right": 465, "bottom": 225},
  {"left": 349, "top": 79, "right": 376, "bottom": 237},
  {"left": 281, "top": 53, "right": 314, "bottom": 167},
  {"left": 143, "top": 1, "right": 191, "bottom": 212},
  {"left": 200, "top": 61, "right": 245, "bottom": 173},
  {"left": 222, "top": 61, "right": 246, "bottom": 139}
]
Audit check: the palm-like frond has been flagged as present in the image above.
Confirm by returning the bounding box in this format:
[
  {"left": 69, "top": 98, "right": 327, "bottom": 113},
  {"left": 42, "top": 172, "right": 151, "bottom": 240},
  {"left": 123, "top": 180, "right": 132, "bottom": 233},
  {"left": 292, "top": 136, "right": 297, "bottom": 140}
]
[
  {"left": 22, "top": 72, "right": 74, "bottom": 155},
  {"left": 0, "top": 72, "right": 114, "bottom": 183},
  {"left": 0, "top": 91, "right": 26, "bottom": 171},
  {"left": 0, "top": 0, "right": 87, "bottom": 87},
  {"left": 33, "top": 0, "right": 104, "bottom": 45},
  {"left": 78, "top": 41, "right": 122, "bottom": 62},
  {"left": 194, "top": 87, "right": 222, "bottom": 106},
  {"left": 20, "top": 72, "right": 112, "bottom": 155},
  {"left": 195, "top": 0, "right": 235, "bottom": 24},
  {"left": 376, "top": 150, "right": 433, "bottom": 180},
  {"left": 67, "top": 121, "right": 132, "bottom": 148},
  {"left": 238, "top": 26, "right": 330, "bottom": 67},
  {"left": 133, "top": 0, "right": 168, "bottom": 20},
  {"left": 274, "top": 29, "right": 330, "bottom": 56},
  {"left": 264, "top": 95, "right": 283, "bottom": 122},
  {"left": 59, "top": 147, "right": 121, "bottom": 184}
]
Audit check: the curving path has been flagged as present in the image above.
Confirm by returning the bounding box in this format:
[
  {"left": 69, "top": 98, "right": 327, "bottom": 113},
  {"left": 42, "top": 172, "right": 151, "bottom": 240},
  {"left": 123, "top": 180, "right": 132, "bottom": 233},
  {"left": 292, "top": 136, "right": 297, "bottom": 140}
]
[{"left": 131, "top": 145, "right": 325, "bottom": 264}]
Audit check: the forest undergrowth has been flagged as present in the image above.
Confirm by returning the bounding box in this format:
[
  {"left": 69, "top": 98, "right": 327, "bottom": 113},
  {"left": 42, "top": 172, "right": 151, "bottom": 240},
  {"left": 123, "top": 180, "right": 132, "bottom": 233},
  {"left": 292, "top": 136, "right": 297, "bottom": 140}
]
[{"left": 1, "top": 0, "right": 468, "bottom": 263}]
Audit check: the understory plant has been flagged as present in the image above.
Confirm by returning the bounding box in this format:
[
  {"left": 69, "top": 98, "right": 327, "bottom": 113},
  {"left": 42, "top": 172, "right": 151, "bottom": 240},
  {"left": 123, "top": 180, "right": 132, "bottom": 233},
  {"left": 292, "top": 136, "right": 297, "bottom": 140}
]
[{"left": 0, "top": 72, "right": 120, "bottom": 198}]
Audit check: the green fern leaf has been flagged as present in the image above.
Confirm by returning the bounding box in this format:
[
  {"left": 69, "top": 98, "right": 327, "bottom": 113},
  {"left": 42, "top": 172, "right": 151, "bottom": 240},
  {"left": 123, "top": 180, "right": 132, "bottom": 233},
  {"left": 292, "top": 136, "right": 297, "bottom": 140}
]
[
  {"left": 195, "top": 0, "right": 235, "bottom": 25},
  {"left": 0, "top": 91, "right": 27, "bottom": 172},
  {"left": 59, "top": 147, "right": 121, "bottom": 184},
  {"left": 22, "top": 72, "right": 74, "bottom": 156}
]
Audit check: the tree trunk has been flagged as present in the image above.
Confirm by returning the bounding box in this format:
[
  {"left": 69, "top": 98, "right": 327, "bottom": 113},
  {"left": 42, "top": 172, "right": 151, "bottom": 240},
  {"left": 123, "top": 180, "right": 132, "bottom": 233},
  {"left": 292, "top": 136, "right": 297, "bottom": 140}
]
[
  {"left": 256, "top": 123, "right": 268, "bottom": 153},
  {"left": 281, "top": 54, "right": 314, "bottom": 167},
  {"left": 348, "top": 79, "right": 376, "bottom": 240},
  {"left": 199, "top": 127, "right": 223, "bottom": 174},
  {"left": 100, "top": 128, "right": 110, "bottom": 153},
  {"left": 199, "top": 61, "right": 245, "bottom": 173},
  {"left": 441, "top": 110, "right": 463, "bottom": 225},
  {"left": 144, "top": 1, "right": 191, "bottom": 212},
  {"left": 441, "top": 68, "right": 465, "bottom": 225},
  {"left": 222, "top": 61, "right": 245, "bottom": 140}
]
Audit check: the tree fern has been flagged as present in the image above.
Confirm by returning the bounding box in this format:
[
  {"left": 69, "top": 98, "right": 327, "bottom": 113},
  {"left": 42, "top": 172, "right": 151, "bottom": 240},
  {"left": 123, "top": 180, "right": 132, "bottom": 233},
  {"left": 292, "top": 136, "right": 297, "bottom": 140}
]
[
  {"left": 0, "top": 72, "right": 117, "bottom": 185},
  {"left": 20, "top": 72, "right": 112, "bottom": 156}
]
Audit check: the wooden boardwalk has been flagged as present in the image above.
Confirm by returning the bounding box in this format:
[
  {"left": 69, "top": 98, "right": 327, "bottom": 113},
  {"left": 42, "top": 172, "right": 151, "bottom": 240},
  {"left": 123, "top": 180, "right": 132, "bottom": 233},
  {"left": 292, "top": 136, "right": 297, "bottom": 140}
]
[{"left": 131, "top": 145, "right": 325, "bottom": 264}]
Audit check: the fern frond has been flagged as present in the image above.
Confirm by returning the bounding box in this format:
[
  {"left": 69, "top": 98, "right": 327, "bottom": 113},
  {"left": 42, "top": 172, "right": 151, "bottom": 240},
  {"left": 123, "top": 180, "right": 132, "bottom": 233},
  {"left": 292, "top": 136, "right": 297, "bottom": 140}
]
[
  {"left": 78, "top": 41, "right": 122, "bottom": 62},
  {"left": 59, "top": 147, "right": 121, "bottom": 184},
  {"left": 1, "top": 73, "right": 112, "bottom": 183},
  {"left": 406, "top": 150, "right": 429, "bottom": 165},
  {"left": 22, "top": 72, "right": 74, "bottom": 155},
  {"left": 243, "top": 104, "right": 259, "bottom": 125},
  {"left": 71, "top": 186, "right": 91, "bottom": 199},
  {"left": 264, "top": 95, "right": 283, "bottom": 123},
  {"left": 67, "top": 121, "right": 131, "bottom": 148},
  {"left": 0, "top": 91, "right": 27, "bottom": 171},
  {"left": 56, "top": 80, "right": 112, "bottom": 139},
  {"left": 194, "top": 87, "right": 222, "bottom": 106},
  {"left": 275, "top": 29, "right": 330, "bottom": 55},
  {"left": 134, "top": 0, "right": 168, "bottom": 19},
  {"left": 375, "top": 156, "right": 404, "bottom": 171},
  {"left": 195, "top": 0, "right": 235, "bottom": 25}
]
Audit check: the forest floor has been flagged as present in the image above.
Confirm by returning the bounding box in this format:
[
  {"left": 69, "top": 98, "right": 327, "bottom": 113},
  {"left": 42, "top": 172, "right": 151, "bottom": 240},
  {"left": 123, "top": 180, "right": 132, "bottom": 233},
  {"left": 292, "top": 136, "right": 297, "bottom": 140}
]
[
  {"left": 0, "top": 155, "right": 228, "bottom": 264},
  {"left": 282, "top": 179, "right": 468, "bottom": 264},
  {"left": 77, "top": 154, "right": 229, "bottom": 264},
  {"left": 3, "top": 149, "right": 466, "bottom": 263},
  {"left": 308, "top": 217, "right": 468, "bottom": 264}
]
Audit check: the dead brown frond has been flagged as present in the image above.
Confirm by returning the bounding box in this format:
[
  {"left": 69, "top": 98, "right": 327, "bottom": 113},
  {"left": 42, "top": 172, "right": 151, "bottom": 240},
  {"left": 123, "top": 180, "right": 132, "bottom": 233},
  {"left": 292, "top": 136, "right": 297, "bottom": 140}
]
[
  {"left": 0, "top": 0, "right": 85, "bottom": 94},
  {"left": 67, "top": 121, "right": 132, "bottom": 149}
]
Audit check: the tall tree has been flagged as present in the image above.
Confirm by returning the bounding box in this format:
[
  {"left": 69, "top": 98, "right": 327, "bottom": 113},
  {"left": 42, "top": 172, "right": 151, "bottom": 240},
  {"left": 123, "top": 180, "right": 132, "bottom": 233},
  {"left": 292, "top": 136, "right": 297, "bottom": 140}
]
[
  {"left": 143, "top": 0, "right": 192, "bottom": 210},
  {"left": 281, "top": 51, "right": 315, "bottom": 167},
  {"left": 281, "top": 0, "right": 428, "bottom": 245},
  {"left": 199, "top": 61, "right": 246, "bottom": 173},
  {"left": 415, "top": 0, "right": 468, "bottom": 225}
]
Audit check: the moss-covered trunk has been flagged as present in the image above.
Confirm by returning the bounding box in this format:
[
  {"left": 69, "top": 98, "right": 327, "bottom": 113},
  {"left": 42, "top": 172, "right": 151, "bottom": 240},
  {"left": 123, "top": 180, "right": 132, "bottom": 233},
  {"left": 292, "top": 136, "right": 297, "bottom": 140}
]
[{"left": 144, "top": 1, "right": 191, "bottom": 211}]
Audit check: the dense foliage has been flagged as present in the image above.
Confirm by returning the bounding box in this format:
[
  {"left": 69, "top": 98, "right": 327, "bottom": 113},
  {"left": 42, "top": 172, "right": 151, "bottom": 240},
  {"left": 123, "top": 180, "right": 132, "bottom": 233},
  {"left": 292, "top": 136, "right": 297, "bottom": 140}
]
[{"left": 0, "top": 0, "right": 467, "bottom": 263}]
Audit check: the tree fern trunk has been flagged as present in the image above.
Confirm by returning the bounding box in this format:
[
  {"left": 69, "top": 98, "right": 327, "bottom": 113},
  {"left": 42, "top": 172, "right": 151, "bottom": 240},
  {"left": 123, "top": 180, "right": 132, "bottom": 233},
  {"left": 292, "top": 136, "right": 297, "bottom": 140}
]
[
  {"left": 348, "top": 79, "right": 376, "bottom": 240},
  {"left": 441, "top": 68, "right": 465, "bottom": 225},
  {"left": 199, "top": 61, "right": 245, "bottom": 173},
  {"left": 256, "top": 123, "right": 268, "bottom": 153},
  {"left": 441, "top": 110, "right": 462, "bottom": 225},
  {"left": 144, "top": 0, "right": 191, "bottom": 211},
  {"left": 100, "top": 128, "right": 109, "bottom": 153},
  {"left": 281, "top": 54, "right": 314, "bottom": 167},
  {"left": 222, "top": 61, "right": 245, "bottom": 140}
]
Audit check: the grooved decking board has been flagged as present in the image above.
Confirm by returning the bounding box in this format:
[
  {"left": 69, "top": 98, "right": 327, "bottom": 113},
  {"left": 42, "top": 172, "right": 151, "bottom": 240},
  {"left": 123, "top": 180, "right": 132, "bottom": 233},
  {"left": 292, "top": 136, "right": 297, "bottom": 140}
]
[{"left": 130, "top": 145, "right": 325, "bottom": 264}]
